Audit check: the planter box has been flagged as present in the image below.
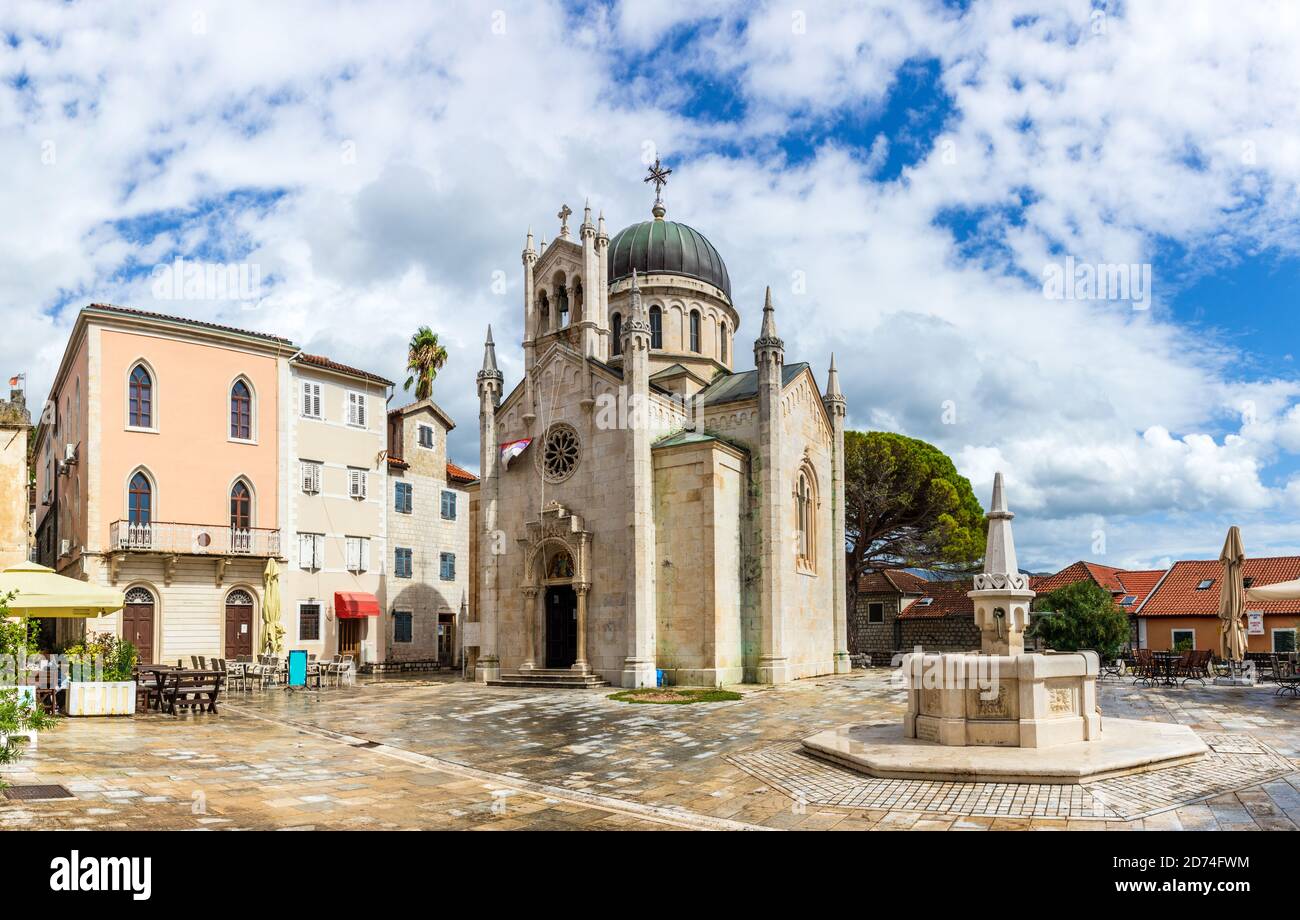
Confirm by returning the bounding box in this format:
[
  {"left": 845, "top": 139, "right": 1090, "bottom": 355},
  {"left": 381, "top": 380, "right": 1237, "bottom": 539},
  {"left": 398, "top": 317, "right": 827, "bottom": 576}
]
[{"left": 66, "top": 681, "right": 136, "bottom": 717}]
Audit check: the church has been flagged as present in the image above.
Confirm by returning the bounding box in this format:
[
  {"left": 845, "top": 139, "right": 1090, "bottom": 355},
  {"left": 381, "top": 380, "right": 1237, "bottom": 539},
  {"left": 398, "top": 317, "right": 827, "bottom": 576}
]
[{"left": 468, "top": 164, "right": 850, "bottom": 688}]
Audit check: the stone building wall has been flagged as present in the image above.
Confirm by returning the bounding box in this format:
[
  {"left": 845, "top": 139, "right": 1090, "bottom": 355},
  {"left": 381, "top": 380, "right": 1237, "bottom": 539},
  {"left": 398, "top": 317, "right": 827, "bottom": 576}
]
[
  {"left": 898, "top": 615, "right": 981, "bottom": 654},
  {"left": 850, "top": 592, "right": 904, "bottom": 664},
  {"left": 652, "top": 437, "right": 747, "bottom": 686},
  {"left": 386, "top": 401, "right": 470, "bottom": 664}
]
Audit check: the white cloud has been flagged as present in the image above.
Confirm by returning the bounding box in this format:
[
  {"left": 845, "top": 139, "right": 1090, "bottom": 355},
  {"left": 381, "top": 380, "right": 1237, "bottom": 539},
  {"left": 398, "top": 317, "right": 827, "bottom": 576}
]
[{"left": 3, "top": 0, "right": 1300, "bottom": 569}]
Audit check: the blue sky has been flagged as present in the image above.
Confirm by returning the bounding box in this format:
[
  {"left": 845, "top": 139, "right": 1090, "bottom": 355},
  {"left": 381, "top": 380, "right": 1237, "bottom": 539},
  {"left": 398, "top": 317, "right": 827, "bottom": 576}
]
[{"left": 4, "top": 0, "right": 1300, "bottom": 571}]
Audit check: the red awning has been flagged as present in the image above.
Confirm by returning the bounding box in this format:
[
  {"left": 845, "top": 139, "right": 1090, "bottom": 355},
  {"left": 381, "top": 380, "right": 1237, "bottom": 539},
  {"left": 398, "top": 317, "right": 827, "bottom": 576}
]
[{"left": 335, "top": 591, "right": 381, "bottom": 618}]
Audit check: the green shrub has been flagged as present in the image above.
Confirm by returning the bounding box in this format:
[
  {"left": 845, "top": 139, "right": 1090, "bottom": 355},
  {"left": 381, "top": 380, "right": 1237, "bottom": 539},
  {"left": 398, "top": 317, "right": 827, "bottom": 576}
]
[
  {"left": 1030, "top": 580, "right": 1130, "bottom": 660},
  {"left": 63, "top": 633, "right": 138, "bottom": 683}
]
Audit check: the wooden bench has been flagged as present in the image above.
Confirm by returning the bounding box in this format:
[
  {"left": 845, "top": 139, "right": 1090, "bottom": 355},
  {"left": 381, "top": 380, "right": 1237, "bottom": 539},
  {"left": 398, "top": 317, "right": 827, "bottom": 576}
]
[{"left": 158, "top": 669, "right": 225, "bottom": 715}]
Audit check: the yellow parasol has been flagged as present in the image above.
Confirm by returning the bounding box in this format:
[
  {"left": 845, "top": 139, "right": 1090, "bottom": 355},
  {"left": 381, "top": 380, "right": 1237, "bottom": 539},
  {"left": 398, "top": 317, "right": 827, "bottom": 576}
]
[
  {"left": 261, "top": 558, "right": 285, "bottom": 654},
  {"left": 0, "top": 561, "right": 124, "bottom": 618}
]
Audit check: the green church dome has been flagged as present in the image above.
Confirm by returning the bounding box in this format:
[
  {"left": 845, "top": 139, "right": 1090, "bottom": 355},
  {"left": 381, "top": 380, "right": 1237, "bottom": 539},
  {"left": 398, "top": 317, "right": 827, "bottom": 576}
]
[{"left": 608, "top": 215, "right": 731, "bottom": 300}]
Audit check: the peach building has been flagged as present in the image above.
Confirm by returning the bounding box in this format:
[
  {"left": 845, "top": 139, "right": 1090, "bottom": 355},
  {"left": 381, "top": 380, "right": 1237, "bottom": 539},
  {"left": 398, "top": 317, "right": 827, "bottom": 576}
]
[{"left": 32, "top": 305, "right": 296, "bottom": 659}]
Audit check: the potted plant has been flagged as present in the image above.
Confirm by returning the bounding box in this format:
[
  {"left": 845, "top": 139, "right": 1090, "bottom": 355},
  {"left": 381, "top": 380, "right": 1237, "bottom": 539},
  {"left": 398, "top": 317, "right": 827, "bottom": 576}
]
[
  {"left": 63, "top": 634, "right": 138, "bottom": 717},
  {"left": 0, "top": 601, "right": 54, "bottom": 774}
]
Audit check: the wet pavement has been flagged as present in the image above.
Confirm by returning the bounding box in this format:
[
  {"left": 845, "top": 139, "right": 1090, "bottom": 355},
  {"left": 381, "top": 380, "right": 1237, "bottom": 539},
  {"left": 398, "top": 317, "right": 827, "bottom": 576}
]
[{"left": 4, "top": 670, "right": 1300, "bottom": 830}]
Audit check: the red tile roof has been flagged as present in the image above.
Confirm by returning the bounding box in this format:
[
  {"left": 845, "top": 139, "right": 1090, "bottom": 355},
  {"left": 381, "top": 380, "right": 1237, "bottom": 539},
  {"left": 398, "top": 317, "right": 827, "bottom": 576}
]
[
  {"left": 446, "top": 461, "right": 477, "bottom": 485},
  {"left": 857, "top": 568, "right": 931, "bottom": 594},
  {"left": 1138, "top": 557, "right": 1300, "bottom": 617},
  {"left": 1029, "top": 560, "right": 1164, "bottom": 612},
  {"left": 295, "top": 353, "right": 393, "bottom": 386},
  {"left": 87, "top": 302, "right": 296, "bottom": 346},
  {"left": 1031, "top": 560, "right": 1127, "bottom": 595},
  {"left": 898, "top": 581, "right": 975, "bottom": 619},
  {"left": 1115, "top": 570, "right": 1164, "bottom": 613}
]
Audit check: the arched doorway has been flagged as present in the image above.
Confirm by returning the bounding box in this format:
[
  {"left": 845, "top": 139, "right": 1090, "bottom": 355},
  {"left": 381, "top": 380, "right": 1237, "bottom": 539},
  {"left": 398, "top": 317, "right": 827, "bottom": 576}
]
[
  {"left": 225, "top": 588, "right": 255, "bottom": 659},
  {"left": 543, "top": 547, "right": 577, "bottom": 668},
  {"left": 122, "top": 586, "right": 156, "bottom": 665},
  {"left": 545, "top": 585, "right": 578, "bottom": 668}
]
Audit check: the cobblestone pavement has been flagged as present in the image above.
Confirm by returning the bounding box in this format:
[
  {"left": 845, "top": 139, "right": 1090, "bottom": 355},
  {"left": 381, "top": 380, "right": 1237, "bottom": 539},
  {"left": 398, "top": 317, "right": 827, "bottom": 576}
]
[{"left": 4, "top": 670, "right": 1300, "bottom": 830}]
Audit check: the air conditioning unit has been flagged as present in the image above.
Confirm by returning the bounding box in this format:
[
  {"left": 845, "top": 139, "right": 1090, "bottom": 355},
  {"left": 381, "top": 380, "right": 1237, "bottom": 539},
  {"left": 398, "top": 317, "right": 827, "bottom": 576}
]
[
  {"left": 64, "top": 443, "right": 78, "bottom": 463},
  {"left": 59, "top": 539, "right": 71, "bottom": 557}
]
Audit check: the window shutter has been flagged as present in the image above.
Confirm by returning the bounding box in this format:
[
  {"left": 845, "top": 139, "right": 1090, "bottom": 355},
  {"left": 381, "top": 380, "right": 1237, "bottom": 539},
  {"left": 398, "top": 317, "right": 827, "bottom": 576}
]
[
  {"left": 314, "top": 535, "right": 324, "bottom": 568},
  {"left": 349, "top": 469, "right": 367, "bottom": 499},
  {"left": 299, "top": 533, "right": 313, "bottom": 569},
  {"left": 346, "top": 537, "right": 358, "bottom": 571},
  {"left": 302, "top": 381, "right": 322, "bottom": 418},
  {"left": 301, "top": 461, "right": 320, "bottom": 494},
  {"left": 348, "top": 392, "right": 366, "bottom": 427},
  {"left": 360, "top": 538, "right": 370, "bottom": 573}
]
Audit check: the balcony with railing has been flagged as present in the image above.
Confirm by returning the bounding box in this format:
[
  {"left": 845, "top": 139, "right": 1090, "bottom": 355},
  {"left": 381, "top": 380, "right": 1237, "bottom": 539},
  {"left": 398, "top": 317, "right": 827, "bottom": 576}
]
[{"left": 109, "top": 520, "right": 281, "bottom": 558}]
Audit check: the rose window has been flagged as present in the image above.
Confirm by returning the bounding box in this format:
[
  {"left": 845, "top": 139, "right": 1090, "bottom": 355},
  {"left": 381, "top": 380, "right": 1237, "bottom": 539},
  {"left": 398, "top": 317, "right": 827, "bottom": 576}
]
[{"left": 540, "top": 424, "right": 580, "bottom": 482}]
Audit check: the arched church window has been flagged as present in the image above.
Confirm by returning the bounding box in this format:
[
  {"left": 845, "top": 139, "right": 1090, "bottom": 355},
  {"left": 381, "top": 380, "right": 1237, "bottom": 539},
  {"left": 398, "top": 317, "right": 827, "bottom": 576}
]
[
  {"left": 557, "top": 284, "right": 569, "bottom": 327},
  {"left": 720, "top": 324, "right": 729, "bottom": 363},
  {"left": 611, "top": 313, "right": 622, "bottom": 356},
  {"left": 573, "top": 279, "right": 583, "bottom": 322},
  {"left": 689, "top": 310, "right": 701, "bottom": 353},
  {"left": 795, "top": 467, "right": 817, "bottom": 572},
  {"left": 539, "top": 423, "right": 581, "bottom": 483},
  {"left": 539, "top": 291, "right": 550, "bottom": 333},
  {"left": 649, "top": 306, "right": 662, "bottom": 349}
]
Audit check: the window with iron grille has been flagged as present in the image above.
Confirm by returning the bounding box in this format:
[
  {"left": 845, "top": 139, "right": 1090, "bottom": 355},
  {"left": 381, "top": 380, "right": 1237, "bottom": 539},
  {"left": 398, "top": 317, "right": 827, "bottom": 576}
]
[
  {"left": 394, "top": 611, "right": 412, "bottom": 643},
  {"left": 299, "top": 602, "right": 321, "bottom": 641}
]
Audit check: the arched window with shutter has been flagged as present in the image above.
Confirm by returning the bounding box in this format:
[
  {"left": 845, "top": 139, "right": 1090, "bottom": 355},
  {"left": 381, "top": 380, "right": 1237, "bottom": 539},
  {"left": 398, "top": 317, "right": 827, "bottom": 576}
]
[
  {"left": 649, "top": 306, "right": 663, "bottom": 349},
  {"left": 611, "top": 313, "right": 622, "bottom": 355},
  {"left": 690, "top": 310, "right": 701, "bottom": 353}
]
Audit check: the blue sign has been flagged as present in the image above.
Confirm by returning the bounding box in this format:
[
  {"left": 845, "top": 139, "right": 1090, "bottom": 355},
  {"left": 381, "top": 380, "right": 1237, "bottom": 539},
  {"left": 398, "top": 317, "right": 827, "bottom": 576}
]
[{"left": 287, "top": 650, "right": 308, "bottom": 688}]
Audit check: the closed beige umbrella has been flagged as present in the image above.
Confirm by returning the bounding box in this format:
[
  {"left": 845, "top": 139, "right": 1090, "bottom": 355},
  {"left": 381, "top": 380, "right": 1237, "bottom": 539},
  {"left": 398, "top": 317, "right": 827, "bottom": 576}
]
[{"left": 1219, "top": 526, "right": 1248, "bottom": 661}]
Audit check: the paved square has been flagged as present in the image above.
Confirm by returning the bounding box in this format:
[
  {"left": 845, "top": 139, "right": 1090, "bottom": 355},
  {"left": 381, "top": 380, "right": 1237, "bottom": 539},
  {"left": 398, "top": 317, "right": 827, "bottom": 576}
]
[{"left": 4, "top": 670, "right": 1300, "bottom": 830}]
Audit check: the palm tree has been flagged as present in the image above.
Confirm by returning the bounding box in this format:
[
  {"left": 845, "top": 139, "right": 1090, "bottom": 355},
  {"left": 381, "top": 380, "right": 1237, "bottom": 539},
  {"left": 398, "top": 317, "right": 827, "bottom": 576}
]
[{"left": 403, "top": 326, "right": 448, "bottom": 400}]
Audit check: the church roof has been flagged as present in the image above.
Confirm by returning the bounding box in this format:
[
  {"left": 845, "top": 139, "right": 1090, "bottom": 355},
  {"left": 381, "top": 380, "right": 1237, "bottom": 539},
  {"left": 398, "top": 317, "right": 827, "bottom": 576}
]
[
  {"left": 608, "top": 218, "right": 732, "bottom": 299},
  {"left": 653, "top": 429, "right": 749, "bottom": 454},
  {"left": 698, "top": 363, "right": 809, "bottom": 407}
]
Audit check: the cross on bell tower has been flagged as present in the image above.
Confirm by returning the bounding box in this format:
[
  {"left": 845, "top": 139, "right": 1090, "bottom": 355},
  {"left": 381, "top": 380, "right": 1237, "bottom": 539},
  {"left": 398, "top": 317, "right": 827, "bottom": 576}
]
[
  {"left": 643, "top": 156, "right": 672, "bottom": 219},
  {"left": 557, "top": 204, "right": 572, "bottom": 238}
]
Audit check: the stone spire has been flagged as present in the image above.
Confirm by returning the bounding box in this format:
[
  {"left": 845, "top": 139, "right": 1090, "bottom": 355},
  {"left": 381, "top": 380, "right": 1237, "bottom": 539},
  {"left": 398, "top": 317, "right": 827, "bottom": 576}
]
[
  {"left": 756, "top": 286, "right": 783, "bottom": 351},
  {"left": 478, "top": 325, "right": 502, "bottom": 384},
  {"left": 968, "top": 471, "right": 1033, "bottom": 655},
  {"left": 524, "top": 227, "right": 535, "bottom": 258},
  {"left": 825, "top": 353, "right": 844, "bottom": 402},
  {"left": 981, "top": 471, "right": 1020, "bottom": 581}
]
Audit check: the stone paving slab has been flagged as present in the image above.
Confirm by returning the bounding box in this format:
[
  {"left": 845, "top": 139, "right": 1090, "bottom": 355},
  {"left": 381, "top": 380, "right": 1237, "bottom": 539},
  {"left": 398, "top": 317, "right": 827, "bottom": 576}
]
[{"left": 3, "top": 670, "right": 1300, "bottom": 830}]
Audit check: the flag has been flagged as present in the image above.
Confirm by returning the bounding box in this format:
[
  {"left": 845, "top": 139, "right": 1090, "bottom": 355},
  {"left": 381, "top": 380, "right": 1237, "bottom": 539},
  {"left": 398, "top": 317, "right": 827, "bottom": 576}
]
[
  {"left": 8, "top": 374, "right": 22, "bottom": 387},
  {"left": 500, "top": 438, "right": 531, "bottom": 468}
]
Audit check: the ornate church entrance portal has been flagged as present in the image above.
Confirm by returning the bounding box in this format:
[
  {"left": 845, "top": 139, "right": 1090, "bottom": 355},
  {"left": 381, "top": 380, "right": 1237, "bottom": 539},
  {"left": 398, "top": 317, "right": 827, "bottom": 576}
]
[{"left": 545, "top": 585, "right": 577, "bottom": 668}]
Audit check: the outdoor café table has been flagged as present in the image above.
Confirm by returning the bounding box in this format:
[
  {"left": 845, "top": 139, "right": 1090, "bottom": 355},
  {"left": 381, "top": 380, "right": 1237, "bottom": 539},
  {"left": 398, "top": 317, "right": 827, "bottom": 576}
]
[
  {"left": 1150, "top": 652, "right": 1181, "bottom": 687},
  {"left": 137, "top": 665, "right": 180, "bottom": 711}
]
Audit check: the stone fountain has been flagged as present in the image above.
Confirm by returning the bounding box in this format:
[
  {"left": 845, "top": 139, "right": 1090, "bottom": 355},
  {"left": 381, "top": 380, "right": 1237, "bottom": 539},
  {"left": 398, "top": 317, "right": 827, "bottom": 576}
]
[{"left": 802, "top": 473, "right": 1208, "bottom": 784}]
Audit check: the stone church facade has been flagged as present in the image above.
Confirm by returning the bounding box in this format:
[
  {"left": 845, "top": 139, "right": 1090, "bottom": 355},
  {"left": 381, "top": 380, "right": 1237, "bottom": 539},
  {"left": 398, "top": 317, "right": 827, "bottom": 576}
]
[{"left": 468, "top": 181, "right": 849, "bottom": 688}]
